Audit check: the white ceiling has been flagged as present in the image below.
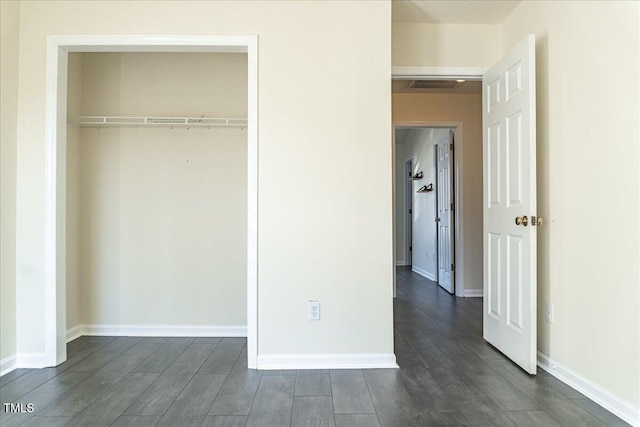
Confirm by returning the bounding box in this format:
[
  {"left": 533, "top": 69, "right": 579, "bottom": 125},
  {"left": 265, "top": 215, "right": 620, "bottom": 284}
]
[{"left": 392, "top": 0, "right": 521, "bottom": 24}]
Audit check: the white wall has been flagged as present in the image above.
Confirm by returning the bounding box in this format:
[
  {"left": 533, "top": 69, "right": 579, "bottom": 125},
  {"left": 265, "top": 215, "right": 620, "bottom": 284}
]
[
  {"left": 394, "top": 132, "right": 406, "bottom": 265},
  {"left": 393, "top": 94, "right": 483, "bottom": 293},
  {"left": 13, "top": 1, "right": 393, "bottom": 362},
  {"left": 502, "top": 0, "right": 640, "bottom": 410},
  {"left": 392, "top": 23, "right": 500, "bottom": 67},
  {"left": 0, "top": 0, "right": 20, "bottom": 362},
  {"left": 65, "top": 52, "right": 248, "bottom": 330}
]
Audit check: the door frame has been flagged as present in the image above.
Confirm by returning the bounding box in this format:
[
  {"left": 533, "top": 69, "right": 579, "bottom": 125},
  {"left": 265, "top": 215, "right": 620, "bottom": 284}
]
[
  {"left": 392, "top": 121, "right": 464, "bottom": 297},
  {"left": 392, "top": 66, "right": 485, "bottom": 298},
  {"left": 44, "top": 35, "right": 259, "bottom": 368},
  {"left": 403, "top": 157, "right": 413, "bottom": 266}
]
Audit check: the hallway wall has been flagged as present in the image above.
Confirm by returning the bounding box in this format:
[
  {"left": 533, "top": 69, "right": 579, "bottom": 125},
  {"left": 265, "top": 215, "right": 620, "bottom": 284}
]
[{"left": 394, "top": 133, "right": 406, "bottom": 265}]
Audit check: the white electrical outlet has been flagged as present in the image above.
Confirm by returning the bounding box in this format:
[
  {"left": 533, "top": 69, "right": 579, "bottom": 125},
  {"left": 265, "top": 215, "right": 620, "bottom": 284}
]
[
  {"left": 546, "top": 303, "right": 554, "bottom": 323},
  {"left": 308, "top": 301, "right": 320, "bottom": 320}
]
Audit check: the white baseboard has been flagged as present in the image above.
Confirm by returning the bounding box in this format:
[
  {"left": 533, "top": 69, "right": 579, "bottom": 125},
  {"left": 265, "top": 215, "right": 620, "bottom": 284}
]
[
  {"left": 17, "top": 353, "right": 48, "bottom": 369},
  {"left": 1, "top": 353, "right": 50, "bottom": 372},
  {"left": 412, "top": 265, "right": 436, "bottom": 281},
  {"left": 0, "top": 354, "right": 17, "bottom": 376},
  {"left": 460, "top": 289, "right": 483, "bottom": 298},
  {"left": 66, "top": 325, "right": 84, "bottom": 343},
  {"left": 537, "top": 351, "right": 640, "bottom": 426},
  {"left": 67, "top": 324, "right": 247, "bottom": 341},
  {"left": 257, "top": 353, "right": 398, "bottom": 370}
]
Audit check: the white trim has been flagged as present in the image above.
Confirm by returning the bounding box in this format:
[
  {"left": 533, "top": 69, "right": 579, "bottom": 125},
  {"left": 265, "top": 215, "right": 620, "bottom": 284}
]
[
  {"left": 246, "top": 35, "right": 259, "bottom": 369},
  {"left": 66, "top": 325, "right": 247, "bottom": 340},
  {"left": 48, "top": 34, "right": 252, "bottom": 52},
  {"left": 17, "top": 353, "right": 48, "bottom": 369},
  {"left": 461, "top": 289, "right": 483, "bottom": 298},
  {"left": 412, "top": 265, "right": 436, "bottom": 282},
  {"left": 66, "top": 325, "right": 84, "bottom": 343},
  {"left": 392, "top": 129, "right": 397, "bottom": 298},
  {"left": 44, "top": 35, "right": 259, "bottom": 370},
  {"left": 257, "top": 353, "right": 398, "bottom": 370},
  {"left": 538, "top": 352, "right": 640, "bottom": 427},
  {"left": 392, "top": 66, "right": 487, "bottom": 80},
  {"left": 0, "top": 355, "right": 17, "bottom": 376}
]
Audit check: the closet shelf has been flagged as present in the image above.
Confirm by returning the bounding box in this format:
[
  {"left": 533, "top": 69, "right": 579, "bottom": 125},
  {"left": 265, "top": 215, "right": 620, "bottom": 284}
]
[{"left": 67, "top": 116, "right": 248, "bottom": 129}]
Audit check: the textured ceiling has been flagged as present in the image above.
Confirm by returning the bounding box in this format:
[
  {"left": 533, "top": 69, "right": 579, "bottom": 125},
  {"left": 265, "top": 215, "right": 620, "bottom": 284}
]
[{"left": 393, "top": 1, "right": 521, "bottom": 24}]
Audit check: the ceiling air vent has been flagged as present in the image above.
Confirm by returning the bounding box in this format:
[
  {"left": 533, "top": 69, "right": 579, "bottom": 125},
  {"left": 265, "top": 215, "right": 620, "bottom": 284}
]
[{"left": 409, "top": 80, "right": 462, "bottom": 90}]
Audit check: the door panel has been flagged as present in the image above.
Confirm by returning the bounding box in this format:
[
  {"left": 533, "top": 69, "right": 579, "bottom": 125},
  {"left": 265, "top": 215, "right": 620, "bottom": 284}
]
[
  {"left": 483, "top": 34, "right": 537, "bottom": 374},
  {"left": 436, "top": 132, "right": 454, "bottom": 294}
]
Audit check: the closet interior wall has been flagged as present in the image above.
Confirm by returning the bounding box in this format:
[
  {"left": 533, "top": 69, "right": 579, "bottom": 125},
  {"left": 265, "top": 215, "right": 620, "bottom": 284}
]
[{"left": 66, "top": 52, "right": 248, "bottom": 334}]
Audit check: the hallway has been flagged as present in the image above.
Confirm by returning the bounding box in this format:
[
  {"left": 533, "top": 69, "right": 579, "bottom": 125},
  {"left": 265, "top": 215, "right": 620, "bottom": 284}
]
[{"left": 0, "top": 268, "right": 628, "bottom": 426}]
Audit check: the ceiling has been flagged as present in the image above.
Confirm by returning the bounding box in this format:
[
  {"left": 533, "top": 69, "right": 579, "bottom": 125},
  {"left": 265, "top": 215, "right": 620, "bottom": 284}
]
[{"left": 392, "top": 0, "right": 521, "bottom": 24}]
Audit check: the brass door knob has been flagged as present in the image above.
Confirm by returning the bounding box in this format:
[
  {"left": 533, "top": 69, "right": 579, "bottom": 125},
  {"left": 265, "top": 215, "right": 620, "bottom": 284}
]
[
  {"left": 536, "top": 216, "right": 543, "bottom": 226},
  {"left": 515, "top": 216, "right": 528, "bottom": 226}
]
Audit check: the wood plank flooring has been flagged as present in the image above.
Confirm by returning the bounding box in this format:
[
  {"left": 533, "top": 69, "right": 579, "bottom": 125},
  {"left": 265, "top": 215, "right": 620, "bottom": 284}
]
[{"left": 0, "top": 267, "right": 629, "bottom": 426}]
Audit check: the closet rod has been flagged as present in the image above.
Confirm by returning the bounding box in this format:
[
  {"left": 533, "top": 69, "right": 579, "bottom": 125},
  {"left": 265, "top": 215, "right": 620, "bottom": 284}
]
[{"left": 68, "top": 116, "right": 248, "bottom": 129}]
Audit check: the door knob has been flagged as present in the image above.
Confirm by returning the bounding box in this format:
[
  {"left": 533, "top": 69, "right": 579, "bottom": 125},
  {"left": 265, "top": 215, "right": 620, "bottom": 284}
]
[
  {"left": 536, "top": 216, "right": 542, "bottom": 226},
  {"left": 515, "top": 216, "right": 528, "bottom": 226}
]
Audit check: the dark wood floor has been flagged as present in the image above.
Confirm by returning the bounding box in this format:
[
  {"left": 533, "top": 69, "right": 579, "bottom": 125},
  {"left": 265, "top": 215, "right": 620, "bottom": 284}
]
[{"left": 0, "top": 267, "right": 628, "bottom": 426}]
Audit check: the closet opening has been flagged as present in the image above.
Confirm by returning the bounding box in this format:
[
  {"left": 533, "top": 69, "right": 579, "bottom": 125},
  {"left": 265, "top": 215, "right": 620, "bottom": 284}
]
[
  {"left": 66, "top": 50, "right": 249, "bottom": 343},
  {"left": 44, "top": 36, "right": 258, "bottom": 369}
]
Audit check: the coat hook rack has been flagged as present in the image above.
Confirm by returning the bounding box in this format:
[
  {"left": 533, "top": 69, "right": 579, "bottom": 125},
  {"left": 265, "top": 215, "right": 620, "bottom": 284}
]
[
  {"left": 417, "top": 183, "right": 433, "bottom": 193},
  {"left": 409, "top": 171, "right": 423, "bottom": 180}
]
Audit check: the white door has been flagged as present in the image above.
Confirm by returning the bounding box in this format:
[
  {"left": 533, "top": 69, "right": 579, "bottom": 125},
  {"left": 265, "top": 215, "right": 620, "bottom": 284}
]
[
  {"left": 483, "top": 35, "right": 537, "bottom": 374},
  {"left": 436, "top": 132, "right": 454, "bottom": 294}
]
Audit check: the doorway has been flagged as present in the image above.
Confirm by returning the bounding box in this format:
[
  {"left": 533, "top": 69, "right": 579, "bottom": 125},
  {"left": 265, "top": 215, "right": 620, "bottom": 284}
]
[
  {"left": 392, "top": 74, "right": 484, "bottom": 300},
  {"left": 392, "top": 34, "right": 539, "bottom": 376},
  {"left": 65, "top": 51, "right": 248, "bottom": 345},
  {"left": 44, "top": 35, "right": 258, "bottom": 369},
  {"left": 395, "top": 126, "right": 456, "bottom": 294}
]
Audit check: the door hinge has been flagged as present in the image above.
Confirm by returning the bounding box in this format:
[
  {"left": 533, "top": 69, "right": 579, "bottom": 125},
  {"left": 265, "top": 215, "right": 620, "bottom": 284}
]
[
  {"left": 409, "top": 208, "right": 412, "bottom": 215},
  {"left": 450, "top": 143, "right": 454, "bottom": 151},
  {"left": 451, "top": 263, "right": 456, "bottom": 271},
  {"left": 409, "top": 246, "right": 412, "bottom": 251},
  {"left": 450, "top": 203, "right": 454, "bottom": 211}
]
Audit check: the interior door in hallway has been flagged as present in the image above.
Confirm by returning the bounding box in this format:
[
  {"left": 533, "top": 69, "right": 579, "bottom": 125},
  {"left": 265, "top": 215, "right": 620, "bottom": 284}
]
[
  {"left": 436, "top": 132, "right": 454, "bottom": 294},
  {"left": 483, "top": 34, "right": 538, "bottom": 374}
]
